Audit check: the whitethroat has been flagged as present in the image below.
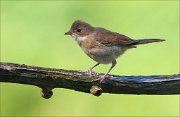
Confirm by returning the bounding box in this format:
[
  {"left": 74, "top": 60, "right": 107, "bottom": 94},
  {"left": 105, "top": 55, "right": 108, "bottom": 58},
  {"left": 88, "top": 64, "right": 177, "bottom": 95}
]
[{"left": 65, "top": 20, "right": 165, "bottom": 82}]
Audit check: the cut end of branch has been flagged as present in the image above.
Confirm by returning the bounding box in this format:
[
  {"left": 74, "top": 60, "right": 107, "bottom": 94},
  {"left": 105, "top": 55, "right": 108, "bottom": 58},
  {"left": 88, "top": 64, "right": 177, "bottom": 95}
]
[{"left": 90, "top": 86, "right": 102, "bottom": 96}]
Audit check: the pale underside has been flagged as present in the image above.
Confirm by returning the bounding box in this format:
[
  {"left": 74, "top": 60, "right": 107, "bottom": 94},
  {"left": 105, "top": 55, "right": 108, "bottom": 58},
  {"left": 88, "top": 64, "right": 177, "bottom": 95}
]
[{"left": 85, "top": 45, "right": 127, "bottom": 64}]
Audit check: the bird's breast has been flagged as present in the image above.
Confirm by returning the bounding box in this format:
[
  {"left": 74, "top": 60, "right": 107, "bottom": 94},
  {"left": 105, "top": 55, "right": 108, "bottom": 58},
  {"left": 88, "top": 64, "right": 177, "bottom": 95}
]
[{"left": 78, "top": 36, "right": 97, "bottom": 50}]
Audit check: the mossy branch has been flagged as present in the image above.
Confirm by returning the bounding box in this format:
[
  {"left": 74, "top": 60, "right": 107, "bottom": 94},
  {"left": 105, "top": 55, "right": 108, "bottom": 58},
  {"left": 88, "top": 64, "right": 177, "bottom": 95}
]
[{"left": 0, "top": 62, "right": 179, "bottom": 99}]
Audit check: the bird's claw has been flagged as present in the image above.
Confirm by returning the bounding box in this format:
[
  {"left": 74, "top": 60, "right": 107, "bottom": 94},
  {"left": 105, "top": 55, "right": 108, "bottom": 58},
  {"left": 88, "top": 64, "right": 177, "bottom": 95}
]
[
  {"left": 87, "top": 69, "right": 94, "bottom": 77},
  {"left": 87, "top": 69, "right": 98, "bottom": 77},
  {"left": 92, "top": 74, "right": 109, "bottom": 83},
  {"left": 92, "top": 77, "right": 105, "bottom": 82}
]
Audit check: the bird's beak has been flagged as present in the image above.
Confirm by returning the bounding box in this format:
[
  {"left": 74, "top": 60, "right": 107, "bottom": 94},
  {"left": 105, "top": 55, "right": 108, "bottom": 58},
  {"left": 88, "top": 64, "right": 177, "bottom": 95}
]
[{"left": 64, "top": 31, "right": 72, "bottom": 35}]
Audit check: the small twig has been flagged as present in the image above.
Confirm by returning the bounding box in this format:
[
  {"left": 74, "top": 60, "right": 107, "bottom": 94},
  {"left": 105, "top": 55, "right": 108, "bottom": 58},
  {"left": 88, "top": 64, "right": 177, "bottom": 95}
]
[{"left": 0, "top": 62, "right": 179, "bottom": 99}]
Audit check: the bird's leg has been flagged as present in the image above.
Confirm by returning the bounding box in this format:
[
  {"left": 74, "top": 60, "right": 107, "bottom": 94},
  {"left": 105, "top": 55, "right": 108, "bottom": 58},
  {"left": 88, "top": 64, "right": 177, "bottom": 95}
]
[
  {"left": 98, "top": 60, "right": 117, "bottom": 82},
  {"left": 87, "top": 63, "right": 100, "bottom": 77}
]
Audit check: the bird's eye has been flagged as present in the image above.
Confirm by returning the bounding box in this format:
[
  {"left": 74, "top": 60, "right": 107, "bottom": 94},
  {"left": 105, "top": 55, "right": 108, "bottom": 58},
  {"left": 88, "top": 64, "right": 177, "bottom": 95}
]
[{"left": 77, "top": 29, "right": 81, "bottom": 32}]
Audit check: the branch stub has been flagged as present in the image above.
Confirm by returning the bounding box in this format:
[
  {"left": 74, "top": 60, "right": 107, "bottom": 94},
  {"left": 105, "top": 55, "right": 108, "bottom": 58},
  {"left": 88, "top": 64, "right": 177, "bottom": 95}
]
[
  {"left": 90, "top": 86, "right": 102, "bottom": 96},
  {"left": 40, "top": 88, "right": 53, "bottom": 99}
]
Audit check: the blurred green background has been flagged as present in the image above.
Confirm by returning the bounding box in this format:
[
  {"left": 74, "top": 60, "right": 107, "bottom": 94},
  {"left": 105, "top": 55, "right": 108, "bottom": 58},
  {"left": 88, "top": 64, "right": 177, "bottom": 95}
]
[{"left": 0, "top": 1, "right": 179, "bottom": 116}]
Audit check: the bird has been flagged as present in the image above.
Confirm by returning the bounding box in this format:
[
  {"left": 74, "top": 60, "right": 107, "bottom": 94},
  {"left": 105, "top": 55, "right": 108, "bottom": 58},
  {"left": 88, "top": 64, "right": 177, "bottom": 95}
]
[{"left": 65, "top": 20, "right": 165, "bottom": 82}]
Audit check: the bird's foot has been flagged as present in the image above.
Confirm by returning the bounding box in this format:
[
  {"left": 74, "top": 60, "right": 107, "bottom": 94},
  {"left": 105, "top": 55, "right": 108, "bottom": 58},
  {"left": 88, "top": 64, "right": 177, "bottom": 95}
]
[
  {"left": 92, "top": 77, "right": 105, "bottom": 82},
  {"left": 92, "top": 74, "right": 109, "bottom": 83},
  {"left": 87, "top": 69, "right": 98, "bottom": 77}
]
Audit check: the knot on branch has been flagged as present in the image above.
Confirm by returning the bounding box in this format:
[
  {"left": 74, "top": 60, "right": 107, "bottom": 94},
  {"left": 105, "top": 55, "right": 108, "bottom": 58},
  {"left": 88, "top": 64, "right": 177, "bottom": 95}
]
[
  {"left": 90, "top": 86, "right": 102, "bottom": 96},
  {"left": 40, "top": 88, "right": 53, "bottom": 99}
]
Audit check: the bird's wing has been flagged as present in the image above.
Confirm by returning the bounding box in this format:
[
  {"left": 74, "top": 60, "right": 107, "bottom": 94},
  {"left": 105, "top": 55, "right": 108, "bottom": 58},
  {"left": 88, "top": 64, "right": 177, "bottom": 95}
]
[{"left": 95, "top": 28, "right": 135, "bottom": 46}]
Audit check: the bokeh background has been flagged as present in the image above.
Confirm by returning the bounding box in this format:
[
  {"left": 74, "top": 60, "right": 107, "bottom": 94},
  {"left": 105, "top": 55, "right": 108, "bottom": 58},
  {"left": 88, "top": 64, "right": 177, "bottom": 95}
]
[{"left": 0, "top": 1, "right": 179, "bottom": 116}]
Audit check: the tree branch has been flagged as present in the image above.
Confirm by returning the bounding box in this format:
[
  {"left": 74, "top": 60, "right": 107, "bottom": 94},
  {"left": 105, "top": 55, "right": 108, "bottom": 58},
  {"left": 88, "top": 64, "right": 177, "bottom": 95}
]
[{"left": 0, "top": 62, "right": 180, "bottom": 99}]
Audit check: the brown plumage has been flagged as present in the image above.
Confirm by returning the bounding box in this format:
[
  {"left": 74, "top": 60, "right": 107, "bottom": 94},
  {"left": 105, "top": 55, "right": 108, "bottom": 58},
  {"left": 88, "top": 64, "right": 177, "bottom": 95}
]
[
  {"left": 65, "top": 20, "right": 165, "bottom": 82},
  {"left": 95, "top": 27, "right": 135, "bottom": 45}
]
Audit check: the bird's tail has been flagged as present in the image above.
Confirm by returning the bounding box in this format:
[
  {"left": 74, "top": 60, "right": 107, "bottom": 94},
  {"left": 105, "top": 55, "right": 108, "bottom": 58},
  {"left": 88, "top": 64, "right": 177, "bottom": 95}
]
[{"left": 133, "top": 39, "right": 165, "bottom": 45}]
